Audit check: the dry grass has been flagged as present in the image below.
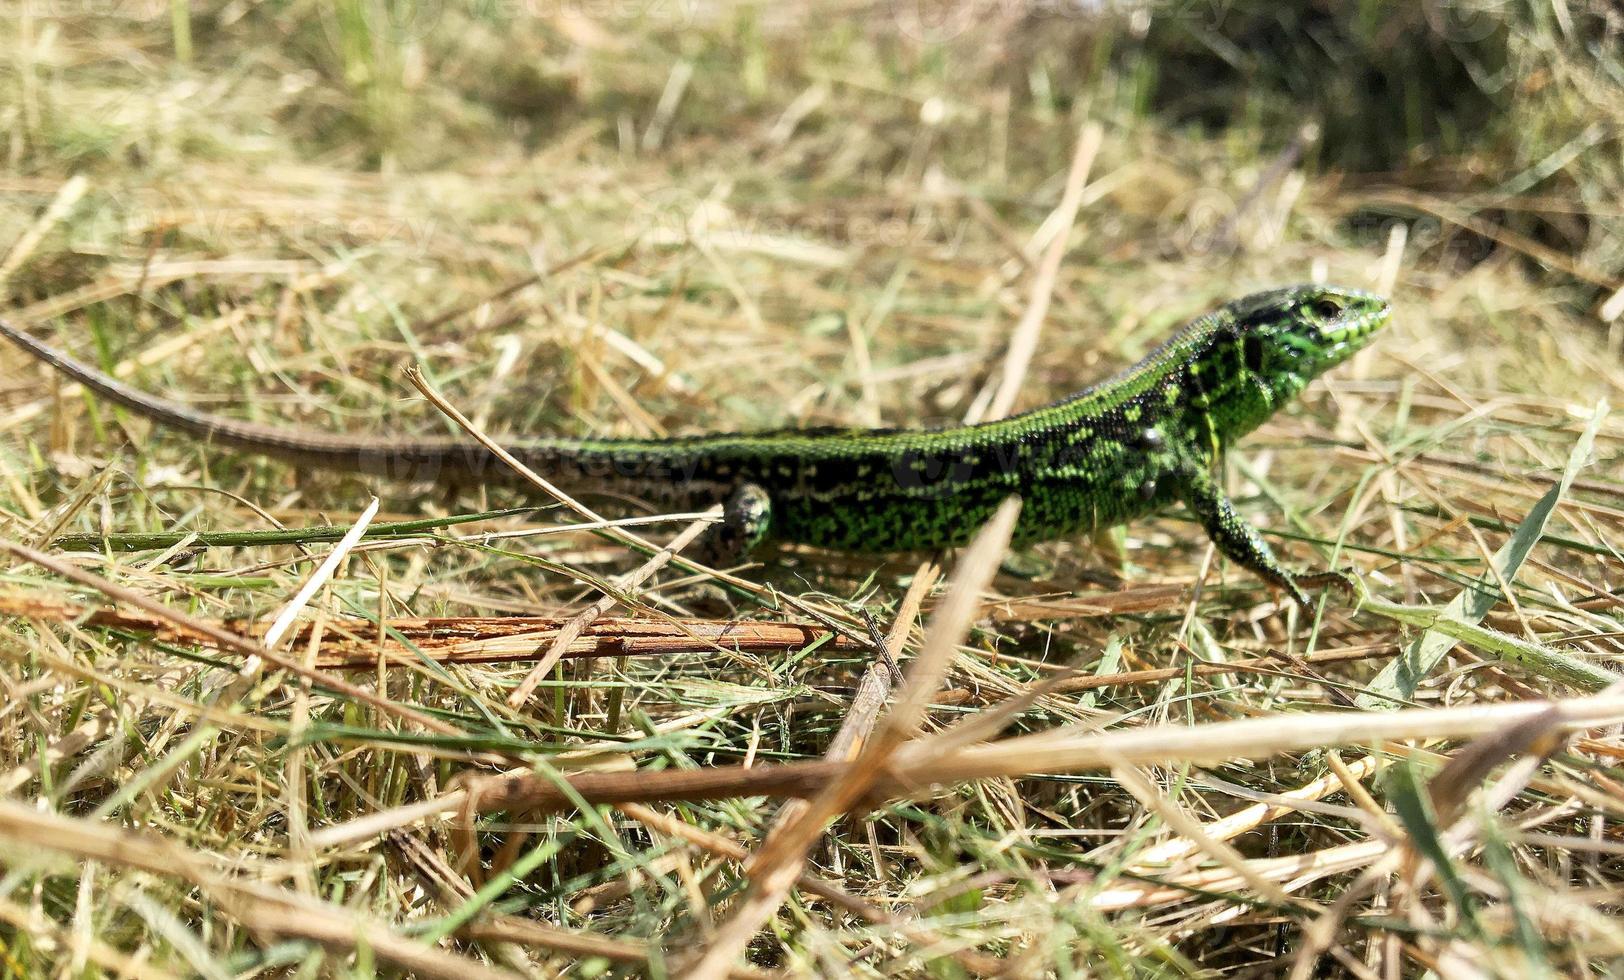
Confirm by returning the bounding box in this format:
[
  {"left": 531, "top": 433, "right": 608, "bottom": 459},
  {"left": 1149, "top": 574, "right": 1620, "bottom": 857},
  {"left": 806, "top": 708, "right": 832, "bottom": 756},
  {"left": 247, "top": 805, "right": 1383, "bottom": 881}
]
[{"left": 1, "top": 2, "right": 1623, "bottom": 976}]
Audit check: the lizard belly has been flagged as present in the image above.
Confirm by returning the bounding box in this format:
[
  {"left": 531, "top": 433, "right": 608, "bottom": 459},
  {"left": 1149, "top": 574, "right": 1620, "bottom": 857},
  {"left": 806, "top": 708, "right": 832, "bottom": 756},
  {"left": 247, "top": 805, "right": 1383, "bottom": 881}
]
[
  {"left": 767, "top": 485, "right": 1011, "bottom": 551},
  {"left": 760, "top": 460, "right": 1167, "bottom": 552}
]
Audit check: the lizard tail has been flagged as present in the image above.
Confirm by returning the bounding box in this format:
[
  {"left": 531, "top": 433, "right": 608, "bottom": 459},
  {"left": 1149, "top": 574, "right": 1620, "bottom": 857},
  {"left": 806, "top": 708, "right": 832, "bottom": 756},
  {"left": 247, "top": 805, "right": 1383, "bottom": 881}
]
[{"left": 0, "top": 317, "right": 482, "bottom": 479}]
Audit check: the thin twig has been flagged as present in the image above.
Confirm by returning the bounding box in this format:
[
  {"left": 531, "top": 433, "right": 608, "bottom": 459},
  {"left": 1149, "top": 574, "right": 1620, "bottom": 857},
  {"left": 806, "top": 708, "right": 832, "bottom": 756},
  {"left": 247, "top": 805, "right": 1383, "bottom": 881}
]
[
  {"left": 507, "top": 506, "right": 720, "bottom": 707},
  {"left": 974, "top": 122, "right": 1102, "bottom": 423},
  {"left": 0, "top": 538, "right": 462, "bottom": 737},
  {"left": 679, "top": 501, "right": 1019, "bottom": 980}
]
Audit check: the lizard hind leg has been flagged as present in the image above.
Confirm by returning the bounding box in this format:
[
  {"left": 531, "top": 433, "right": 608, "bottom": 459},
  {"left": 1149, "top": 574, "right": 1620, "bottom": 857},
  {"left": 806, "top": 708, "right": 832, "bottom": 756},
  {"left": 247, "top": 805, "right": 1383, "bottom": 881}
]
[{"left": 698, "top": 482, "right": 773, "bottom": 566}]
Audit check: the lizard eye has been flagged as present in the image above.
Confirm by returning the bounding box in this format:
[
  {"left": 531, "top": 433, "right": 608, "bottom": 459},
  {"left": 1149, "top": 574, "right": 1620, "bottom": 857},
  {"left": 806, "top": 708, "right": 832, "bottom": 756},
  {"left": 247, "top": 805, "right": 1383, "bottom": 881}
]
[{"left": 1310, "top": 298, "right": 1342, "bottom": 321}]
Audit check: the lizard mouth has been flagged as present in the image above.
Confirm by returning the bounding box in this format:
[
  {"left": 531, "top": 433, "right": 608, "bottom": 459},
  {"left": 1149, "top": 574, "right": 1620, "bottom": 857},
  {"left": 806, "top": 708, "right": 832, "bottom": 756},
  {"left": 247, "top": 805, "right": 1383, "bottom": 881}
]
[
  {"left": 1302, "top": 293, "right": 1390, "bottom": 374},
  {"left": 1324, "top": 291, "right": 1391, "bottom": 353}
]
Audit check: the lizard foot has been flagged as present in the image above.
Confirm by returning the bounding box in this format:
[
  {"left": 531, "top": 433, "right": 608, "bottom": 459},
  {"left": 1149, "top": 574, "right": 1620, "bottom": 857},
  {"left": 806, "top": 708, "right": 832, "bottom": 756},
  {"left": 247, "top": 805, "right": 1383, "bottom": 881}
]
[{"left": 1285, "top": 568, "right": 1360, "bottom": 608}]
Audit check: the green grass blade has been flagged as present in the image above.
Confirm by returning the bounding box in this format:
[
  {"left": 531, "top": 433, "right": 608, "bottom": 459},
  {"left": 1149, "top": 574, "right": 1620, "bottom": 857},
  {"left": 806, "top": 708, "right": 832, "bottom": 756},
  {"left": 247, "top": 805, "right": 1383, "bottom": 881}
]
[{"left": 1356, "top": 401, "right": 1609, "bottom": 708}]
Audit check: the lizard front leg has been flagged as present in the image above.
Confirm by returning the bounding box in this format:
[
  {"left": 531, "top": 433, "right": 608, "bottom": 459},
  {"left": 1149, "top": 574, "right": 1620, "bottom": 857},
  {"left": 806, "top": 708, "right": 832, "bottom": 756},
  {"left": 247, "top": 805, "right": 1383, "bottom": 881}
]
[{"left": 1170, "top": 462, "right": 1349, "bottom": 606}]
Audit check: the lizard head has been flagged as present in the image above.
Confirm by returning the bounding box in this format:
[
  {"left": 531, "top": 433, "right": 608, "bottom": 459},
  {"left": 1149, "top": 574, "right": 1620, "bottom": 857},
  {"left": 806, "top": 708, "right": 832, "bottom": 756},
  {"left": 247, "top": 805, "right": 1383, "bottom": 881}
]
[{"left": 1187, "top": 284, "right": 1390, "bottom": 440}]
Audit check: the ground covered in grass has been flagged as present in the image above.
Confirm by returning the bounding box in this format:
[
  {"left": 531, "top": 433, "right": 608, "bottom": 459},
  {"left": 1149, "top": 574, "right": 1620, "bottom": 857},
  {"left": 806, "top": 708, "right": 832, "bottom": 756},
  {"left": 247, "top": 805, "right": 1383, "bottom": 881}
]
[{"left": 1, "top": 2, "right": 1622, "bottom": 976}]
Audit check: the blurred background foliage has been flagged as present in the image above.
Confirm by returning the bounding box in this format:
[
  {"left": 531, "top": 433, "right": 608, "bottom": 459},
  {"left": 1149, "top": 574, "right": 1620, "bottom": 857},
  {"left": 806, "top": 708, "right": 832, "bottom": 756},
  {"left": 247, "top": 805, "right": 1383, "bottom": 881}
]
[{"left": 7, "top": 1, "right": 1620, "bottom": 313}]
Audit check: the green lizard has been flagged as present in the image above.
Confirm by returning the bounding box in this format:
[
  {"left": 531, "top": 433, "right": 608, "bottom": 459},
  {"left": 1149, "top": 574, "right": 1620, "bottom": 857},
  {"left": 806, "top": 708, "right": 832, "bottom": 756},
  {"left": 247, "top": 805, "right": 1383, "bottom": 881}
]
[{"left": 0, "top": 284, "right": 1388, "bottom": 603}]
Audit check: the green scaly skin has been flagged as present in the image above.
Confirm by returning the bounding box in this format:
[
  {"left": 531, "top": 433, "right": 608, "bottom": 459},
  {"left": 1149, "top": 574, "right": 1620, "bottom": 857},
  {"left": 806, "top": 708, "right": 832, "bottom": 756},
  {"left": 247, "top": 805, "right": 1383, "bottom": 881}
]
[{"left": 0, "top": 284, "right": 1390, "bottom": 603}]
